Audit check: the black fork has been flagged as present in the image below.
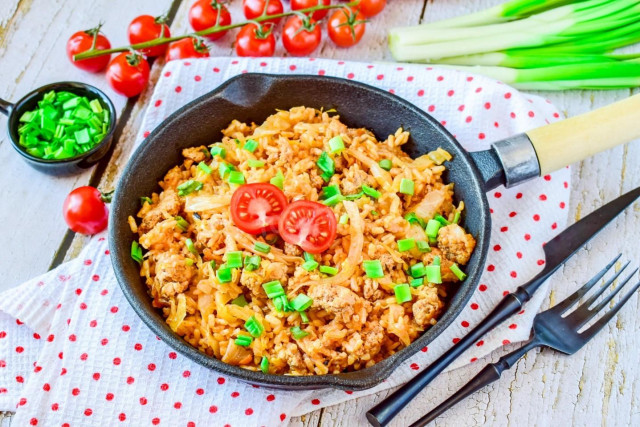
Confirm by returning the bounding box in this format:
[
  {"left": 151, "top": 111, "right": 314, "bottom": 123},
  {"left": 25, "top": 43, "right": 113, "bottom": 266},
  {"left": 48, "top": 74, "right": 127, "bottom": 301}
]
[{"left": 409, "top": 254, "right": 640, "bottom": 427}]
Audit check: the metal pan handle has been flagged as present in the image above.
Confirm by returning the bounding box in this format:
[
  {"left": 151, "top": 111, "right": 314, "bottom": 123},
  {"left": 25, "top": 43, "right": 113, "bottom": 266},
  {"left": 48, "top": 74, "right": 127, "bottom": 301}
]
[{"left": 0, "top": 97, "right": 14, "bottom": 116}]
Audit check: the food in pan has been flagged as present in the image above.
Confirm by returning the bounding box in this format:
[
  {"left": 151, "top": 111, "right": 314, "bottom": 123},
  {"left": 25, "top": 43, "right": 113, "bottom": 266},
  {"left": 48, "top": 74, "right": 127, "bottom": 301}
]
[{"left": 129, "top": 107, "right": 476, "bottom": 375}]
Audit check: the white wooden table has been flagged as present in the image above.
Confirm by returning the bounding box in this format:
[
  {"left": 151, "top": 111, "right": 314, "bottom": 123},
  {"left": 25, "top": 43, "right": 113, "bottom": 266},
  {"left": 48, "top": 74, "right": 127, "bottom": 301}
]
[{"left": 1, "top": 1, "right": 639, "bottom": 426}]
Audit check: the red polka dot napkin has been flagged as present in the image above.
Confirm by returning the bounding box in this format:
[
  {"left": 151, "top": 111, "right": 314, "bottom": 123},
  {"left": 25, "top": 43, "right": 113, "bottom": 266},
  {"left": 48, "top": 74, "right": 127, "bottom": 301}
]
[{"left": 0, "top": 58, "right": 570, "bottom": 426}]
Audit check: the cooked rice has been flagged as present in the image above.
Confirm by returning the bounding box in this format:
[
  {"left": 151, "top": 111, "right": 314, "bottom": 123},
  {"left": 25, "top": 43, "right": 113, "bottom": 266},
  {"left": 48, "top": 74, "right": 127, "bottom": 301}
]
[{"left": 131, "top": 107, "right": 476, "bottom": 375}]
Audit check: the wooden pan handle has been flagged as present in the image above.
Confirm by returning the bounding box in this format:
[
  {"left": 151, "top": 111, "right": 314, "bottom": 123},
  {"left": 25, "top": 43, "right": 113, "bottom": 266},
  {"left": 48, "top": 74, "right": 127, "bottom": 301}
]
[{"left": 526, "top": 94, "right": 640, "bottom": 175}]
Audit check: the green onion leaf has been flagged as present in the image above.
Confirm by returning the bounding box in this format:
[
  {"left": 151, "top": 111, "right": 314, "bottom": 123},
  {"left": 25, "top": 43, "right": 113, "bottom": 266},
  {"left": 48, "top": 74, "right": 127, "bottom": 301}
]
[
  {"left": 394, "top": 283, "right": 413, "bottom": 304},
  {"left": 273, "top": 295, "right": 290, "bottom": 312},
  {"left": 363, "top": 260, "right": 384, "bottom": 278},
  {"left": 216, "top": 265, "right": 233, "bottom": 283},
  {"left": 410, "top": 262, "right": 427, "bottom": 278},
  {"left": 405, "top": 213, "right": 426, "bottom": 228},
  {"left": 210, "top": 145, "right": 226, "bottom": 158},
  {"left": 177, "top": 180, "right": 203, "bottom": 197},
  {"left": 400, "top": 178, "right": 415, "bottom": 195},
  {"left": 198, "top": 162, "right": 212, "bottom": 174},
  {"left": 450, "top": 263, "right": 467, "bottom": 280},
  {"left": 234, "top": 335, "right": 253, "bottom": 347},
  {"left": 303, "top": 252, "right": 315, "bottom": 262},
  {"left": 185, "top": 258, "right": 194, "bottom": 267},
  {"left": 397, "top": 238, "right": 416, "bottom": 252},
  {"left": 291, "top": 294, "right": 313, "bottom": 311},
  {"left": 227, "top": 171, "right": 245, "bottom": 185},
  {"left": 410, "top": 277, "right": 424, "bottom": 288},
  {"left": 416, "top": 240, "right": 432, "bottom": 252},
  {"left": 262, "top": 281, "right": 285, "bottom": 299},
  {"left": 174, "top": 216, "right": 189, "bottom": 232},
  {"left": 140, "top": 196, "right": 153, "bottom": 206},
  {"left": 245, "top": 315, "right": 264, "bottom": 337},
  {"left": 434, "top": 214, "right": 450, "bottom": 226},
  {"left": 362, "top": 185, "right": 381, "bottom": 199},
  {"left": 247, "top": 159, "right": 265, "bottom": 168},
  {"left": 302, "top": 260, "right": 319, "bottom": 272},
  {"left": 425, "top": 265, "right": 442, "bottom": 284},
  {"left": 243, "top": 139, "right": 259, "bottom": 153},
  {"left": 453, "top": 211, "right": 461, "bottom": 224},
  {"left": 425, "top": 219, "right": 442, "bottom": 242},
  {"left": 316, "top": 152, "right": 335, "bottom": 181},
  {"left": 320, "top": 185, "right": 341, "bottom": 200},
  {"left": 329, "top": 136, "right": 345, "bottom": 154},
  {"left": 232, "top": 295, "right": 248, "bottom": 307},
  {"left": 131, "top": 241, "right": 143, "bottom": 265},
  {"left": 270, "top": 170, "right": 285, "bottom": 189},
  {"left": 254, "top": 242, "right": 271, "bottom": 254},
  {"left": 226, "top": 251, "right": 243, "bottom": 269},
  {"left": 321, "top": 194, "right": 345, "bottom": 207},
  {"left": 345, "top": 191, "right": 364, "bottom": 201},
  {"left": 379, "top": 159, "right": 392, "bottom": 171},
  {"left": 319, "top": 265, "right": 338, "bottom": 276},
  {"left": 300, "top": 311, "right": 310, "bottom": 323},
  {"left": 185, "top": 238, "right": 198, "bottom": 255},
  {"left": 260, "top": 356, "right": 269, "bottom": 373},
  {"left": 291, "top": 326, "right": 309, "bottom": 340},
  {"left": 244, "top": 255, "right": 261, "bottom": 271},
  {"left": 218, "top": 162, "right": 236, "bottom": 180},
  {"left": 433, "top": 255, "right": 441, "bottom": 266}
]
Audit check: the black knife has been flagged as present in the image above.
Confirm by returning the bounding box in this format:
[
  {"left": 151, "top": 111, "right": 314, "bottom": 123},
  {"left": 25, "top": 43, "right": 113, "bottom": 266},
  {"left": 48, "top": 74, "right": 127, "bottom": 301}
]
[{"left": 367, "top": 186, "right": 640, "bottom": 427}]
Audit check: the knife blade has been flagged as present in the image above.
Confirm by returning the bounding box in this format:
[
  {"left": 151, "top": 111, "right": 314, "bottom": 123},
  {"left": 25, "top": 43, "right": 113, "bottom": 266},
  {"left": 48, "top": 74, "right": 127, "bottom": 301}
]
[{"left": 366, "top": 186, "right": 640, "bottom": 427}]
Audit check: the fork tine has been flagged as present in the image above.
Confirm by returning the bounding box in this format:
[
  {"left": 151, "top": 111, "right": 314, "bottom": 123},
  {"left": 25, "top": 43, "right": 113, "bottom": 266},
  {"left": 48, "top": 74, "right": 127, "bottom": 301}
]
[
  {"left": 579, "top": 280, "right": 640, "bottom": 341},
  {"left": 582, "top": 261, "right": 631, "bottom": 309},
  {"left": 551, "top": 254, "right": 621, "bottom": 315},
  {"left": 588, "top": 269, "right": 638, "bottom": 315}
]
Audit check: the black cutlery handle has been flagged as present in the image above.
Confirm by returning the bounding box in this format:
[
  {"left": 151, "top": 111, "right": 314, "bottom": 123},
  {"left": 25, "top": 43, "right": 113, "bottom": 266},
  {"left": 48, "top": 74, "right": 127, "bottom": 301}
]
[
  {"left": 366, "top": 289, "right": 529, "bottom": 427},
  {"left": 408, "top": 339, "right": 540, "bottom": 427}
]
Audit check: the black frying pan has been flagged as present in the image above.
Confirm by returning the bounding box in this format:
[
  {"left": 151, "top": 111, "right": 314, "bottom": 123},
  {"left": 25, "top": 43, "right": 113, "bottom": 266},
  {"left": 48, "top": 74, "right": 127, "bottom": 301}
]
[{"left": 109, "top": 73, "right": 638, "bottom": 390}]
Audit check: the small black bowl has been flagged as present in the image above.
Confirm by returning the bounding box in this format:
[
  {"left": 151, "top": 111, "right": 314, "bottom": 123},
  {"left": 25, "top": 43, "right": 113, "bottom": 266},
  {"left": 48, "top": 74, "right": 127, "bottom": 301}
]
[{"left": 0, "top": 81, "right": 117, "bottom": 175}]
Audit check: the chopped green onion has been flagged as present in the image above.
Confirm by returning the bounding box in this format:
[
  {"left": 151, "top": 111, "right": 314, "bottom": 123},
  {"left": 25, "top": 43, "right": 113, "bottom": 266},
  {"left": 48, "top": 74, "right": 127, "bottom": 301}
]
[
  {"left": 399, "top": 178, "right": 415, "bottom": 195},
  {"left": 260, "top": 356, "right": 269, "bottom": 373},
  {"left": 379, "top": 159, "right": 392, "bottom": 171},
  {"left": 416, "top": 240, "right": 432, "bottom": 252},
  {"left": 131, "top": 241, "right": 143, "bottom": 265},
  {"left": 303, "top": 252, "right": 315, "bottom": 262},
  {"left": 209, "top": 260, "right": 216, "bottom": 270},
  {"left": 434, "top": 214, "right": 450, "bottom": 226},
  {"left": 226, "top": 251, "right": 243, "bottom": 268},
  {"left": 140, "top": 196, "right": 153, "bottom": 206},
  {"left": 363, "top": 260, "right": 384, "bottom": 278},
  {"left": 89, "top": 98, "right": 103, "bottom": 113},
  {"left": 185, "top": 258, "right": 194, "bottom": 266},
  {"left": 216, "top": 266, "right": 233, "bottom": 283},
  {"left": 425, "top": 265, "right": 442, "bottom": 284},
  {"left": 319, "top": 265, "right": 338, "bottom": 276},
  {"left": 270, "top": 170, "right": 285, "bottom": 189},
  {"left": 232, "top": 295, "right": 248, "bottom": 307},
  {"left": 244, "top": 255, "right": 261, "bottom": 271},
  {"left": 320, "top": 185, "right": 341, "bottom": 200},
  {"left": 273, "top": 295, "right": 290, "bottom": 312},
  {"left": 302, "top": 260, "right": 319, "bottom": 272},
  {"left": 262, "top": 281, "right": 285, "bottom": 299},
  {"left": 316, "top": 152, "right": 335, "bottom": 181},
  {"left": 177, "top": 180, "right": 203, "bottom": 197},
  {"left": 425, "top": 219, "right": 442, "bottom": 243},
  {"left": 185, "top": 238, "right": 198, "bottom": 255},
  {"left": 345, "top": 191, "right": 364, "bottom": 201},
  {"left": 300, "top": 311, "right": 310, "bottom": 323},
  {"left": 254, "top": 242, "right": 271, "bottom": 254},
  {"left": 243, "top": 139, "right": 259, "bottom": 153},
  {"left": 328, "top": 136, "right": 345, "bottom": 154},
  {"left": 247, "top": 159, "right": 265, "bottom": 168},
  {"left": 245, "top": 315, "right": 264, "bottom": 337},
  {"left": 362, "top": 185, "right": 381, "bottom": 199},
  {"left": 291, "top": 294, "right": 313, "bottom": 311},
  {"left": 227, "top": 171, "right": 245, "bottom": 185},
  {"left": 291, "top": 326, "right": 309, "bottom": 340},
  {"left": 339, "top": 213, "right": 349, "bottom": 224},
  {"left": 410, "top": 262, "right": 427, "bottom": 278},
  {"left": 218, "top": 162, "right": 236, "bottom": 180},
  {"left": 394, "top": 283, "right": 413, "bottom": 304},
  {"left": 433, "top": 255, "right": 441, "bottom": 266},
  {"left": 235, "top": 335, "right": 253, "bottom": 347},
  {"left": 397, "top": 238, "right": 416, "bottom": 252},
  {"left": 410, "top": 277, "right": 424, "bottom": 288},
  {"left": 74, "top": 128, "right": 90, "bottom": 144},
  {"left": 210, "top": 145, "right": 226, "bottom": 158},
  {"left": 174, "top": 216, "right": 189, "bottom": 231},
  {"left": 371, "top": 210, "right": 379, "bottom": 216},
  {"left": 450, "top": 263, "right": 467, "bottom": 280},
  {"left": 198, "top": 162, "right": 212, "bottom": 174},
  {"left": 322, "top": 194, "right": 345, "bottom": 207},
  {"left": 453, "top": 211, "right": 461, "bottom": 224}
]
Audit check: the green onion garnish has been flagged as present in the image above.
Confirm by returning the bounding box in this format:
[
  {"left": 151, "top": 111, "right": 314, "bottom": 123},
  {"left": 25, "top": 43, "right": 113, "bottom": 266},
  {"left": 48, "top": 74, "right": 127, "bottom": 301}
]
[
  {"left": 231, "top": 295, "right": 248, "bottom": 307},
  {"left": 362, "top": 185, "right": 381, "bottom": 199},
  {"left": 434, "top": 214, "right": 450, "bottom": 226},
  {"left": 363, "top": 260, "right": 384, "bottom": 278},
  {"left": 177, "top": 180, "right": 203, "bottom": 197},
  {"left": 425, "top": 219, "right": 442, "bottom": 243},
  {"left": 320, "top": 185, "right": 341, "bottom": 200},
  {"left": 262, "top": 281, "right": 285, "bottom": 299},
  {"left": 300, "top": 311, "right": 310, "bottom": 323},
  {"left": 235, "top": 335, "right": 253, "bottom": 347},
  {"left": 140, "top": 196, "right": 153, "bottom": 206},
  {"left": 243, "top": 139, "right": 259, "bottom": 153},
  {"left": 198, "top": 162, "right": 212, "bottom": 174},
  {"left": 450, "top": 263, "right": 467, "bottom": 280},
  {"left": 273, "top": 295, "right": 290, "bottom": 312},
  {"left": 185, "top": 238, "right": 198, "bottom": 255},
  {"left": 339, "top": 213, "right": 349, "bottom": 224},
  {"left": 174, "top": 216, "right": 189, "bottom": 232},
  {"left": 433, "top": 255, "right": 441, "bottom": 266},
  {"left": 399, "top": 178, "right": 415, "bottom": 195},
  {"left": 244, "top": 255, "right": 261, "bottom": 271},
  {"left": 322, "top": 194, "right": 345, "bottom": 207},
  {"left": 410, "top": 262, "right": 427, "bottom": 278},
  {"left": 216, "top": 265, "right": 233, "bottom": 283},
  {"left": 329, "top": 136, "right": 345, "bottom": 154},
  {"left": 416, "top": 240, "right": 431, "bottom": 252},
  {"left": 245, "top": 315, "right": 264, "bottom": 337},
  {"left": 410, "top": 278, "right": 424, "bottom": 288},
  {"left": 227, "top": 171, "right": 245, "bottom": 185},
  {"left": 394, "top": 283, "right": 413, "bottom": 304},
  {"left": 397, "top": 238, "right": 416, "bottom": 252},
  {"left": 371, "top": 210, "right": 379, "bottom": 216},
  {"left": 319, "top": 265, "right": 338, "bottom": 276},
  {"left": 270, "top": 170, "right": 285, "bottom": 189},
  {"left": 425, "top": 265, "right": 442, "bottom": 284},
  {"left": 405, "top": 212, "right": 426, "bottom": 229},
  {"left": 226, "top": 251, "right": 243, "bottom": 268},
  {"left": 291, "top": 294, "right": 313, "bottom": 311},
  {"left": 131, "top": 241, "right": 143, "bottom": 264},
  {"left": 254, "top": 242, "right": 271, "bottom": 254},
  {"left": 247, "top": 159, "right": 265, "bottom": 168},
  {"left": 218, "top": 162, "right": 236, "bottom": 180},
  {"left": 453, "top": 211, "right": 461, "bottom": 224},
  {"left": 209, "top": 260, "right": 216, "bottom": 270},
  {"left": 260, "top": 356, "right": 269, "bottom": 373},
  {"left": 379, "top": 159, "right": 392, "bottom": 171},
  {"left": 345, "top": 191, "right": 364, "bottom": 201},
  {"left": 303, "top": 252, "right": 315, "bottom": 262},
  {"left": 316, "top": 152, "right": 335, "bottom": 181},
  {"left": 210, "top": 145, "right": 226, "bottom": 158},
  {"left": 302, "top": 260, "right": 319, "bottom": 271},
  {"left": 291, "top": 326, "right": 309, "bottom": 340}
]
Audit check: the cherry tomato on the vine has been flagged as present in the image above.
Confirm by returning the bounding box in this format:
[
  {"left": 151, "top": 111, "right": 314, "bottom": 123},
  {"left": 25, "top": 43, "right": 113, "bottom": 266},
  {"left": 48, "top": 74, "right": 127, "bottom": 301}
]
[
  {"left": 127, "top": 15, "right": 171, "bottom": 57},
  {"left": 328, "top": 8, "right": 366, "bottom": 48},
  {"left": 165, "top": 37, "right": 210, "bottom": 62},
  {"left": 66, "top": 26, "right": 111, "bottom": 72},
  {"left": 282, "top": 16, "right": 322, "bottom": 56},
  {"left": 106, "top": 52, "right": 150, "bottom": 97},
  {"left": 235, "top": 23, "right": 276, "bottom": 57},
  {"left": 243, "top": 0, "right": 284, "bottom": 26},
  {"left": 189, "top": 0, "right": 232, "bottom": 41},
  {"left": 63, "top": 186, "right": 110, "bottom": 235},
  {"left": 291, "top": 0, "right": 331, "bottom": 21},
  {"left": 357, "top": 0, "right": 386, "bottom": 17}
]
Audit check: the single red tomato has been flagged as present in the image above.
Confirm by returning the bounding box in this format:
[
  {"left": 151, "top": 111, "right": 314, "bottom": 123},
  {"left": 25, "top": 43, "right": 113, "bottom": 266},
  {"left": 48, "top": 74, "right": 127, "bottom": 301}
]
[
  {"left": 291, "top": 0, "right": 331, "bottom": 21},
  {"left": 243, "top": 0, "right": 284, "bottom": 25},
  {"left": 357, "top": 0, "right": 386, "bottom": 17},
  {"left": 63, "top": 186, "right": 110, "bottom": 235},
  {"left": 328, "top": 8, "right": 366, "bottom": 48},
  {"left": 230, "top": 183, "right": 289, "bottom": 234},
  {"left": 235, "top": 24, "right": 276, "bottom": 57},
  {"left": 106, "top": 52, "right": 150, "bottom": 97},
  {"left": 282, "top": 16, "right": 321, "bottom": 56},
  {"left": 189, "top": 0, "right": 232, "bottom": 41},
  {"left": 66, "top": 26, "right": 111, "bottom": 72},
  {"left": 278, "top": 201, "right": 337, "bottom": 253},
  {"left": 165, "top": 37, "right": 210, "bottom": 62},
  {"left": 127, "top": 15, "right": 171, "bottom": 57}
]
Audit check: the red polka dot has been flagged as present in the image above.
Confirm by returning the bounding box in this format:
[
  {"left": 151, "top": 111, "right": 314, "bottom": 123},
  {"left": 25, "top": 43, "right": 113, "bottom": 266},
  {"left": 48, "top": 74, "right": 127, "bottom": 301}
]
[
  {"left": 510, "top": 112, "right": 516, "bottom": 119},
  {"left": 524, "top": 234, "right": 531, "bottom": 241},
  {"left": 267, "top": 394, "right": 275, "bottom": 401},
  {"left": 407, "top": 76, "right": 414, "bottom": 82},
  {"left": 290, "top": 65, "right": 297, "bottom": 71},
  {"left": 111, "top": 306, "right": 119, "bottom": 313},
  {"left": 231, "top": 391, "right": 240, "bottom": 398},
  {"left": 154, "top": 100, "right": 162, "bottom": 107},
  {"left": 452, "top": 338, "right": 460, "bottom": 344},
  {"left": 105, "top": 249, "right": 110, "bottom": 255},
  {"left": 493, "top": 244, "right": 501, "bottom": 251},
  {"left": 475, "top": 87, "right": 482, "bottom": 93},
  {"left": 34, "top": 365, "right": 42, "bottom": 373},
  {"left": 100, "top": 289, "right": 108, "bottom": 296},
  {"left": 504, "top": 92, "right": 512, "bottom": 99},
  {"left": 126, "top": 376, "right": 135, "bottom": 385},
  {"left": 84, "top": 408, "right": 93, "bottom": 416},
  {"left": 245, "top": 408, "right": 254, "bottom": 415},
  {"left": 101, "top": 338, "right": 109, "bottom": 346},
  {"left": 72, "top": 388, "right": 80, "bottom": 396},
  {"left": 164, "top": 71, "right": 171, "bottom": 77},
  {"left": 51, "top": 403, "right": 59, "bottom": 411},
  {"left": 161, "top": 383, "right": 169, "bottom": 391},
  {"left": 139, "top": 397, "right": 147, "bottom": 405},
  {"left": 122, "top": 325, "right": 130, "bottom": 332},
  {"left": 467, "top": 76, "right": 474, "bottom": 81},
  {"left": 458, "top": 104, "right": 465, "bottom": 112},
  {"left": 427, "top": 104, "right": 435, "bottom": 112},
  {"left": 80, "top": 353, "right": 88, "bottom": 361},
  {"left": 113, "top": 357, "right": 121, "bottom": 365},
  {"left": 437, "top": 75, "right": 444, "bottom": 81},
  {"left": 539, "top": 194, "right": 547, "bottom": 201},
  {"left": 209, "top": 405, "right": 218, "bottom": 413},
  {"left": 89, "top": 320, "right": 97, "bottom": 328},
  {"left": 417, "top": 89, "right": 425, "bottom": 97},
  {"left": 478, "top": 133, "right": 485, "bottom": 140},
  {"left": 152, "top": 418, "right": 160, "bottom": 425},
  {"left": 465, "top": 116, "right": 473, "bottom": 123},
  {"left": 537, "top": 259, "right": 545, "bottom": 265},
  {"left": 503, "top": 291, "right": 509, "bottom": 296},
  {"left": 75, "top": 288, "right": 82, "bottom": 295},
  {"left": 533, "top": 214, "right": 540, "bottom": 221},
  {"left": 0, "top": 331, "right": 5, "bottom": 339},
  {"left": 494, "top": 121, "right": 500, "bottom": 128},
  {"left": 447, "top": 90, "right": 454, "bottom": 96},
  {"left": 194, "top": 75, "right": 202, "bottom": 82},
  {"left": 510, "top": 271, "right": 517, "bottom": 278},
  {"left": 217, "top": 377, "right": 225, "bottom": 384},
  {"left": 410, "top": 363, "right": 419, "bottom": 370},
  {"left": 93, "top": 373, "right": 100, "bottom": 381},
  {"left": 503, "top": 339, "right": 511, "bottom": 345},
  {"left": 509, "top": 324, "right": 518, "bottom": 329},
  {"left": 182, "top": 370, "right": 191, "bottom": 378},
  {"left": 174, "top": 402, "right": 182, "bottom": 409},
  {"left": 500, "top": 226, "right": 508, "bottom": 232},
  {"left": 175, "top": 86, "right": 182, "bottom": 93},
  {"left": 377, "top": 74, "right": 384, "bottom": 80},
  {"left": 528, "top": 111, "right": 535, "bottom": 117},
  {"left": 15, "top": 346, "right": 23, "bottom": 353},
  {"left": 484, "top": 102, "right": 491, "bottom": 109},
  {"left": 470, "top": 357, "right": 478, "bottom": 363},
  {"left": 516, "top": 252, "right": 523, "bottom": 259},
  {"left": 280, "top": 414, "right": 287, "bottom": 421},
  {"left": 0, "top": 360, "right": 5, "bottom": 368},
  {"left": 347, "top": 73, "right": 354, "bottom": 79},
  {"left": 312, "top": 398, "right": 321, "bottom": 405},
  {"left": 479, "top": 284, "right": 487, "bottom": 292},
  {"left": 30, "top": 418, "right": 38, "bottom": 425},
  {"left": 476, "top": 340, "right": 484, "bottom": 347},
  {"left": 494, "top": 192, "right": 502, "bottom": 198},
  {"left": 509, "top": 211, "right": 517, "bottom": 217},
  {"left": 487, "top": 264, "right": 495, "bottom": 272},
  {"left": 470, "top": 303, "right": 479, "bottom": 310},
  {"left": 169, "top": 352, "right": 177, "bottom": 359},
  {"left": 79, "top": 302, "right": 87, "bottom": 310},
  {"left": 196, "top": 388, "right": 205, "bottom": 395},
  {"left": 318, "top": 69, "right": 325, "bottom": 75},
  {"left": 461, "top": 321, "right": 469, "bottom": 327},
  {"left": 134, "top": 343, "right": 142, "bottom": 351},
  {"left": 19, "top": 397, "right": 27, "bottom": 406},
  {"left": 421, "top": 346, "right": 428, "bottom": 352},
  {"left": 33, "top": 332, "right": 40, "bottom": 339},
  {"left": 213, "top": 67, "right": 220, "bottom": 73},
  {"left": 60, "top": 368, "right": 66, "bottom": 375},
  {"left": 119, "top": 413, "right": 127, "bottom": 422}
]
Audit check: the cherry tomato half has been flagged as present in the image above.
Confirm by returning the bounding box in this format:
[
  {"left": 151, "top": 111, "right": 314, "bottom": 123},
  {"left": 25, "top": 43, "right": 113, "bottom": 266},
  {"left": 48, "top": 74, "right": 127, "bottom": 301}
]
[
  {"left": 106, "top": 52, "right": 150, "bottom": 97},
  {"left": 165, "top": 37, "right": 210, "bottom": 62},
  {"left": 283, "top": 16, "right": 322, "bottom": 57},
  {"left": 63, "top": 186, "right": 110, "bottom": 235},
  {"left": 278, "top": 201, "right": 337, "bottom": 254},
  {"left": 291, "top": 0, "right": 331, "bottom": 21},
  {"left": 243, "top": 0, "right": 284, "bottom": 26},
  {"left": 66, "top": 27, "right": 111, "bottom": 72},
  {"left": 230, "top": 183, "right": 289, "bottom": 234},
  {"left": 189, "top": 0, "right": 232, "bottom": 41},
  {"left": 358, "top": 0, "right": 386, "bottom": 18},
  {"left": 328, "top": 8, "right": 366, "bottom": 48},
  {"left": 127, "top": 15, "right": 171, "bottom": 57},
  {"left": 235, "top": 24, "right": 276, "bottom": 57}
]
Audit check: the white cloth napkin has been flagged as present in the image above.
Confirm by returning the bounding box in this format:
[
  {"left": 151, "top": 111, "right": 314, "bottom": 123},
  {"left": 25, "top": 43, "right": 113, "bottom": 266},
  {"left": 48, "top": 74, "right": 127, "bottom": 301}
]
[{"left": 0, "top": 57, "right": 570, "bottom": 426}]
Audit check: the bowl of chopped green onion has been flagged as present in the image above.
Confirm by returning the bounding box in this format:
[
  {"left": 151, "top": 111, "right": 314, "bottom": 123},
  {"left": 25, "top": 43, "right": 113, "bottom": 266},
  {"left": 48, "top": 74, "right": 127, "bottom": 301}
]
[{"left": 1, "top": 81, "right": 116, "bottom": 175}]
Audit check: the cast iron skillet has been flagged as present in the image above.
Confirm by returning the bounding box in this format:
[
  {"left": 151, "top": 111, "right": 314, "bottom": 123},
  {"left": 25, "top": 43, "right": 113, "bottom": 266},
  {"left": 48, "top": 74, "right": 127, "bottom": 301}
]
[{"left": 110, "top": 73, "right": 602, "bottom": 390}]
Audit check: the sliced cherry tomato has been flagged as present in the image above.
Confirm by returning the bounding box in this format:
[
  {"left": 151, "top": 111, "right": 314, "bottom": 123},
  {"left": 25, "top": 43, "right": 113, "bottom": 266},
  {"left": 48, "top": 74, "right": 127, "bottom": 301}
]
[
  {"left": 357, "top": 0, "right": 386, "bottom": 17},
  {"left": 165, "top": 37, "right": 210, "bottom": 62},
  {"left": 283, "top": 16, "right": 321, "bottom": 56},
  {"left": 66, "top": 25, "right": 111, "bottom": 72},
  {"left": 328, "top": 8, "right": 366, "bottom": 48},
  {"left": 291, "top": 0, "right": 331, "bottom": 21},
  {"left": 106, "top": 52, "right": 150, "bottom": 97},
  {"left": 127, "top": 15, "right": 171, "bottom": 57},
  {"left": 278, "top": 201, "right": 337, "bottom": 254},
  {"left": 230, "top": 183, "right": 288, "bottom": 234},
  {"left": 63, "top": 186, "right": 110, "bottom": 235},
  {"left": 242, "top": 0, "right": 284, "bottom": 25},
  {"left": 235, "top": 24, "right": 276, "bottom": 57},
  {"left": 189, "top": 0, "right": 232, "bottom": 41}
]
